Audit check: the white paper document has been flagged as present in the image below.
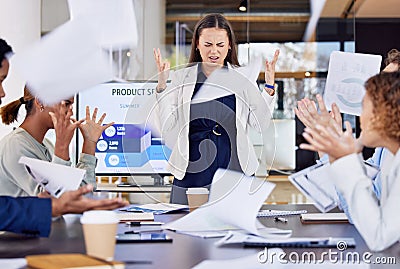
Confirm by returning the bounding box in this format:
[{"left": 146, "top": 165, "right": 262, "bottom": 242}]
[
  {"left": 0, "top": 259, "right": 27, "bottom": 269},
  {"left": 68, "top": 0, "right": 138, "bottom": 49},
  {"left": 191, "top": 59, "right": 262, "bottom": 104},
  {"left": 192, "top": 252, "right": 369, "bottom": 269},
  {"left": 11, "top": 18, "right": 113, "bottom": 105},
  {"left": 324, "top": 51, "right": 382, "bottom": 116},
  {"left": 18, "top": 156, "right": 85, "bottom": 198},
  {"left": 163, "top": 169, "right": 291, "bottom": 237},
  {"left": 289, "top": 162, "right": 338, "bottom": 213}
]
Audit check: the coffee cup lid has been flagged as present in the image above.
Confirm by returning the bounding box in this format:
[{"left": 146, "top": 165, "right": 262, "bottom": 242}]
[
  {"left": 186, "top": 187, "right": 209, "bottom": 195},
  {"left": 80, "top": 210, "right": 119, "bottom": 224}
]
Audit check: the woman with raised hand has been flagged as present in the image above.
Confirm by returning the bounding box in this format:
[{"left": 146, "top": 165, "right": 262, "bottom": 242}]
[
  {"left": 0, "top": 87, "right": 113, "bottom": 196},
  {"left": 301, "top": 71, "right": 400, "bottom": 251},
  {"left": 154, "top": 13, "right": 279, "bottom": 204}
]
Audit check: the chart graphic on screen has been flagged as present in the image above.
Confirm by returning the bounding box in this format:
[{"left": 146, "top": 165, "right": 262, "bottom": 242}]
[{"left": 77, "top": 81, "right": 171, "bottom": 175}]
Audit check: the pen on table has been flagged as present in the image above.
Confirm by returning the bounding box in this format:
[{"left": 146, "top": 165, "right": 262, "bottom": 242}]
[
  {"left": 125, "top": 229, "right": 164, "bottom": 234},
  {"left": 126, "top": 221, "right": 164, "bottom": 226},
  {"left": 274, "top": 217, "right": 288, "bottom": 223}
]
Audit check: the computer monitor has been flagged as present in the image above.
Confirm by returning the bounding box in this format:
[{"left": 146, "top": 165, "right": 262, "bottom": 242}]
[
  {"left": 249, "top": 119, "right": 296, "bottom": 176},
  {"left": 77, "top": 81, "right": 171, "bottom": 176}
]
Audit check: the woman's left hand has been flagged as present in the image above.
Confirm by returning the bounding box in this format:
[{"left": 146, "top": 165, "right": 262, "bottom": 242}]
[
  {"left": 264, "top": 49, "right": 280, "bottom": 95},
  {"left": 79, "top": 106, "right": 114, "bottom": 144}
]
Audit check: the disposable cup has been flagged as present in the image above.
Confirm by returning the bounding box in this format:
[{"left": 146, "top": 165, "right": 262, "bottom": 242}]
[
  {"left": 186, "top": 188, "right": 209, "bottom": 212},
  {"left": 80, "top": 210, "right": 119, "bottom": 261}
]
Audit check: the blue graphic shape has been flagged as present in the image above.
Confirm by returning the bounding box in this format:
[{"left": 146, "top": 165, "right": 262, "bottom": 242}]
[{"left": 104, "top": 145, "right": 171, "bottom": 167}]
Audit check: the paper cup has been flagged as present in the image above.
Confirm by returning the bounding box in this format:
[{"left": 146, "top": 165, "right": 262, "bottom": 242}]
[
  {"left": 186, "top": 188, "right": 209, "bottom": 212},
  {"left": 80, "top": 210, "right": 119, "bottom": 261}
]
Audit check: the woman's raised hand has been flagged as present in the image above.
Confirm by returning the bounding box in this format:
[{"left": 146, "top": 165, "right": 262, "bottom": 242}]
[
  {"left": 50, "top": 101, "right": 84, "bottom": 161},
  {"left": 153, "top": 48, "right": 170, "bottom": 92},
  {"left": 264, "top": 49, "right": 280, "bottom": 95},
  {"left": 79, "top": 106, "right": 114, "bottom": 155}
]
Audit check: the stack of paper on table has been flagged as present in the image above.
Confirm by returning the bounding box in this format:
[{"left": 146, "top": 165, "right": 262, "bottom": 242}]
[
  {"left": 163, "top": 169, "right": 291, "bottom": 238},
  {"left": 116, "top": 212, "right": 154, "bottom": 222}
]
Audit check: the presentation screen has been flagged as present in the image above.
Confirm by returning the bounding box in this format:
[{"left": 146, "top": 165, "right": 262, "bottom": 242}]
[{"left": 77, "top": 81, "right": 171, "bottom": 176}]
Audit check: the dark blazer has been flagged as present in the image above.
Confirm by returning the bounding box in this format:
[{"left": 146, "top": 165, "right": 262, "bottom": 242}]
[{"left": 0, "top": 196, "right": 51, "bottom": 237}]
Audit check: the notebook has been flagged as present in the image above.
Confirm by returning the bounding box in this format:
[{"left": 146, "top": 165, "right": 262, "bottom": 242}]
[{"left": 26, "top": 253, "right": 124, "bottom": 269}]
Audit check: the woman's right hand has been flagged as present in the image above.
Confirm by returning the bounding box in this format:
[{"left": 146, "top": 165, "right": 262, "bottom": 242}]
[
  {"left": 49, "top": 101, "right": 84, "bottom": 161},
  {"left": 153, "top": 48, "right": 170, "bottom": 92}
]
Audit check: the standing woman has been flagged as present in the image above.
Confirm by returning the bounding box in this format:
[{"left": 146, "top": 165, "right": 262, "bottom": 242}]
[
  {"left": 154, "top": 13, "right": 279, "bottom": 204},
  {"left": 0, "top": 87, "right": 112, "bottom": 197}
]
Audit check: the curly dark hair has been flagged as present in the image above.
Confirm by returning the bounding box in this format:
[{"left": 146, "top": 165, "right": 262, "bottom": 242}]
[
  {"left": 384, "top": 49, "right": 400, "bottom": 67},
  {"left": 365, "top": 71, "right": 400, "bottom": 142}
]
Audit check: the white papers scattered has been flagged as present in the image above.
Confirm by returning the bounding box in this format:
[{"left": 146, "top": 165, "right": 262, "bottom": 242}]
[
  {"left": 191, "top": 250, "right": 285, "bottom": 269},
  {"left": 18, "top": 156, "right": 84, "bottom": 198},
  {"left": 163, "top": 169, "right": 291, "bottom": 238},
  {"left": 0, "top": 259, "right": 27, "bottom": 269},
  {"left": 68, "top": 0, "right": 138, "bottom": 49},
  {"left": 324, "top": 51, "right": 382, "bottom": 116},
  {"left": 191, "top": 60, "right": 262, "bottom": 104},
  {"left": 289, "top": 162, "right": 337, "bottom": 213},
  {"left": 192, "top": 252, "right": 370, "bottom": 269},
  {"left": 11, "top": 18, "right": 113, "bottom": 105}
]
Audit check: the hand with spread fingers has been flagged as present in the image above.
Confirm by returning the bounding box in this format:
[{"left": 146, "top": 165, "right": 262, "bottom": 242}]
[
  {"left": 295, "top": 94, "right": 342, "bottom": 136},
  {"left": 264, "top": 49, "right": 280, "bottom": 96},
  {"left": 153, "top": 48, "right": 170, "bottom": 93},
  {"left": 300, "top": 121, "right": 362, "bottom": 163},
  {"left": 43, "top": 185, "right": 129, "bottom": 217},
  {"left": 50, "top": 100, "right": 84, "bottom": 161},
  {"left": 79, "top": 106, "right": 114, "bottom": 155}
]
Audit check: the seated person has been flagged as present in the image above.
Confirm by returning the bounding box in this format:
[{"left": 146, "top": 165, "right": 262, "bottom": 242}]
[
  {"left": 300, "top": 71, "right": 400, "bottom": 251},
  {"left": 0, "top": 87, "right": 113, "bottom": 196},
  {"left": 0, "top": 38, "right": 127, "bottom": 238},
  {"left": 294, "top": 48, "right": 400, "bottom": 222}
]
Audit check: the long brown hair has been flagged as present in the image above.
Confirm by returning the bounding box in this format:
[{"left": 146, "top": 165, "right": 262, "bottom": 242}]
[
  {"left": 188, "top": 13, "right": 239, "bottom": 66},
  {"left": 0, "top": 87, "right": 35, "bottom": 125}
]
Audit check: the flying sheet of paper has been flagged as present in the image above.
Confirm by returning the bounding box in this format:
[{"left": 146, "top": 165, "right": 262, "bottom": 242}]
[
  {"left": 323, "top": 51, "right": 382, "bottom": 116},
  {"left": 191, "top": 59, "right": 262, "bottom": 104},
  {"left": 11, "top": 18, "right": 113, "bottom": 105},
  {"left": 19, "top": 156, "right": 85, "bottom": 198},
  {"left": 68, "top": 0, "right": 138, "bottom": 49},
  {"left": 289, "top": 162, "right": 337, "bottom": 213},
  {"left": 163, "top": 169, "right": 290, "bottom": 237}
]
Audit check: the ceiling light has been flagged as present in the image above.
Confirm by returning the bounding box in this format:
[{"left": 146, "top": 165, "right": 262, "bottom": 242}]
[{"left": 239, "top": 0, "right": 247, "bottom": 12}]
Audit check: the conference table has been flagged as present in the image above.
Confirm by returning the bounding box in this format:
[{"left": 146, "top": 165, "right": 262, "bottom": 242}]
[{"left": 0, "top": 204, "right": 399, "bottom": 268}]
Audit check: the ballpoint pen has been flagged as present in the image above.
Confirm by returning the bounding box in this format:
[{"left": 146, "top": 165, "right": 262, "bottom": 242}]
[{"left": 126, "top": 221, "right": 164, "bottom": 226}]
